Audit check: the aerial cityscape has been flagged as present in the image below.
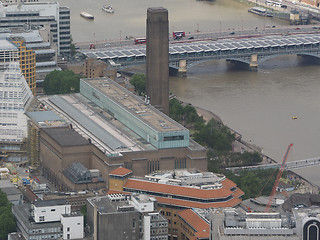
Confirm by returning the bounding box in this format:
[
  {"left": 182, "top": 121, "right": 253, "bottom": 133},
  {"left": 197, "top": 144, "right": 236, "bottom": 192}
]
[{"left": 0, "top": 0, "right": 320, "bottom": 239}]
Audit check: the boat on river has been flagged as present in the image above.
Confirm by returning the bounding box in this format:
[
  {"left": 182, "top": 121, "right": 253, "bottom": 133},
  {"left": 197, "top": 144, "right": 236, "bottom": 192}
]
[
  {"left": 248, "top": 7, "right": 273, "bottom": 17},
  {"left": 102, "top": 5, "right": 114, "bottom": 13},
  {"left": 80, "top": 12, "right": 94, "bottom": 20}
]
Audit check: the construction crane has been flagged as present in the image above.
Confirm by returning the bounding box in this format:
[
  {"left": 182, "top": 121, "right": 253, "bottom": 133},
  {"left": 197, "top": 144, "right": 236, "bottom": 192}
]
[{"left": 265, "top": 143, "right": 293, "bottom": 212}]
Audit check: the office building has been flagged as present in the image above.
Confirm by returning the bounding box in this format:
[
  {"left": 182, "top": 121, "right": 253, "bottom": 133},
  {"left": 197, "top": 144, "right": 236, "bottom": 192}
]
[
  {"left": 146, "top": 7, "right": 169, "bottom": 115},
  {"left": 0, "top": 61, "right": 33, "bottom": 162},
  {"left": 9, "top": 36, "right": 36, "bottom": 95},
  {"left": 87, "top": 193, "right": 168, "bottom": 240},
  {"left": 0, "top": 1, "right": 70, "bottom": 56},
  {"left": 210, "top": 208, "right": 299, "bottom": 240},
  {"left": 0, "top": 28, "right": 61, "bottom": 95},
  {"left": 13, "top": 199, "right": 84, "bottom": 240},
  {"left": 0, "top": 39, "right": 19, "bottom": 70},
  {"left": 108, "top": 168, "right": 244, "bottom": 239},
  {"left": 0, "top": 179, "right": 23, "bottom": 205}
]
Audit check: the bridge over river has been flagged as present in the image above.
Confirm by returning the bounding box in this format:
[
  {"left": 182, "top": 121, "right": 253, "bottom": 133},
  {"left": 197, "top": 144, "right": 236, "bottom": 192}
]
[
  {"left": 80, "top": 32, "right": 320, "bottom": 74},
  {"left": 226, "top": 157, "right": 320, "bottom": 172}
]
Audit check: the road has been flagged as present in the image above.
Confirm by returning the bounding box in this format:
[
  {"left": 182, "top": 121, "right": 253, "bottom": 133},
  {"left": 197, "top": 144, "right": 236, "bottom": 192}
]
[{"left": 74, "top": 24, "right": 320, "bottom": 50}]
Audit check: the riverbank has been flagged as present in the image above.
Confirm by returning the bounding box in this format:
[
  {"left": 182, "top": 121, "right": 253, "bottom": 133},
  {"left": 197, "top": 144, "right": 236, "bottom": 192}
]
[{"left": 193, "top": 103, "right": 319, "bottom": 194}]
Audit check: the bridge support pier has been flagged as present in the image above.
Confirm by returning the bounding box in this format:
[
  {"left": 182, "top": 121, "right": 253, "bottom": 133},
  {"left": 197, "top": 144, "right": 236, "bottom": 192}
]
[
  {"left": 249, "top": 54, "right": 258, "bottom": 71},
  {"left": 178, "top": 60, "right": 187, "bottom": 77}
]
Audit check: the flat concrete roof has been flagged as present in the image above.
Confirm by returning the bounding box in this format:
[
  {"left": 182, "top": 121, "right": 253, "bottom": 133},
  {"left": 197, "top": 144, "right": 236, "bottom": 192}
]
[
  {"left": 0, "top": 39, "right": 18, "bottom": 50},
  {"left": 88, "top": 196, "right": 138, "bottom": 214},
  {"left": 84, "top": 78, "right": 186, "bottom": 132},
  {"left": 42, "top": 127, "right": 90, "bottom": 147},
  {"left": 33, "top": 199, "right": 67, "bottom": 207}
]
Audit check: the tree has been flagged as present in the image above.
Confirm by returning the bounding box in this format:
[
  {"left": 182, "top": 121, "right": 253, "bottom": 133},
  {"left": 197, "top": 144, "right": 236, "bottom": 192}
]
[
  {"left": 0, "top": 190, "right": 16, "bottom": 240},
  {"left": 70, "top": 35, "right": 76, "bottom": 57},
  {"left": 130, "top": 73, "right": 146, "bottom": 95},
  {"left": 43, "top": 70, "right": 80, "bottom": 95}
]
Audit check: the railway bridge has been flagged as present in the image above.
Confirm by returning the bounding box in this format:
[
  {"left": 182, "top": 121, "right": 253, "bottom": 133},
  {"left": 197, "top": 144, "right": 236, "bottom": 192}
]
[{"left": 80, "top": 33, "right": 320, "bottom": 75}]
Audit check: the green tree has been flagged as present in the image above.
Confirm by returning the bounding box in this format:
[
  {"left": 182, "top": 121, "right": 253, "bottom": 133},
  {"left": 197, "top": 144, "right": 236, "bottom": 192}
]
[
  {"left": 193, "top": 119, "right": 235, "bottom": 152},
  {"left": 80, "top": 204, "right": 87, "bottom": 225},
  {"left": 43, "top": 70, "right": 80, "bottom": 95},
  {"left": 130, "top": 73, "right": 146, "bottom": 95},
  {"left": 70, "top": 35, "right": 76, "bottom": 57},
  {"left": 0, "top": 190, "right": 16, "bottom": 240}
]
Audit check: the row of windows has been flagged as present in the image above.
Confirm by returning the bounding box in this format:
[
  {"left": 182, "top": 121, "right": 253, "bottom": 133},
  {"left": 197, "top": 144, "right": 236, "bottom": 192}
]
[
  {"left": 6, "top": 13, "right": 40, "bottom": 17},
  {"left": 59, "top": 16, "right": 70, "bottom": 20},
  {"left": 60, "top": 31, "right": 70, "bottom": 35},
  {"left": 0, "top": 129, "right": 24, "bottom": 137},
  {"left": 125, "top": 188, "right": 234, "bottom": 203},
  {"left": 0, "top": 18, "right": 55, "bottom": 23},
  {"left": 0, "top": 112, "right": 18, "bottom": 118}
]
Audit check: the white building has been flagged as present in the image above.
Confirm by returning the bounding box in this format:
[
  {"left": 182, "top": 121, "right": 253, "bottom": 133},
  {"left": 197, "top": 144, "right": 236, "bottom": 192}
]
[
  {"left": 0, "top": 62, "right": 33, "bottom": 147},
  {"left": 13, "top": 199, "right": 84, "bottom": 240},
  {"left": 61, "top": 212, "right": 84, "bottom": 240},
  {"left": 32, "top": 199, "right": 71, "bottom": 223},
  {"left": 0, "top": 1, "right": 70, "bottom": 55},
  {"left": 0, "top": 39, "right": 19, "bottom": 70}
]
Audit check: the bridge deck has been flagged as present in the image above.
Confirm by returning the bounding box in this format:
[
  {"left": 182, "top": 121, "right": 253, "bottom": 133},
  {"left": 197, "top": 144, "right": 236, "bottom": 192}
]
[
  {"left": 226, "top": 157, "right": 320, "bottom": 171},
  {"left": 80, "top": 33, "right": 320, "bottom": 67}
]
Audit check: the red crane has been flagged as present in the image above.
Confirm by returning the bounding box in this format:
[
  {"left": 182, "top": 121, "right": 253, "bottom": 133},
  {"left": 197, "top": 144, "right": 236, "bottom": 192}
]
[{"left": 265, "top": 143, "right": 293, "bottom": 212}]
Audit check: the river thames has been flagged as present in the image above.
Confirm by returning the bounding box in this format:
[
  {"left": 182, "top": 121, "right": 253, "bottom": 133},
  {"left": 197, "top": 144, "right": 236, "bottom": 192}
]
[{"left": 48, "top": 0, "right": 320, "bottom": 186}]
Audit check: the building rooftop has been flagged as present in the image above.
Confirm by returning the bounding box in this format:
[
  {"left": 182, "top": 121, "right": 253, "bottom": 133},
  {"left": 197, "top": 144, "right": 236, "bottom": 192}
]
[
  {"left": 38, "top": 94, "right": 153, "bottom": 155},
  {"left": 109, "top": 166, "right": 132, "bottom": 177},
  {"left": 26, "top": 111, "right": 67, "bottom": 128},
  {"left": 121, "top": 170, "right": 244, "bottom": 209},
  {"left": 0, "top": 39, "right": 18, "bottom": 50},
  {"left": 83, "top": 78, "right": 186, "bottom": 133},
  {"left": 33, "top": 199, "right": 68, "bottom": 207},
  {"left": 13, "top": 204, "right": 62, "bottom": 229},
  {"left": 1, "top": 186, "right": 21, "bottom": 196},
  {"left": 178, "top": 209, "right": 210, "bottom": 239},
  {"left": 61, "top": 211, "right": 83, "bottom": 218},
  {"left": 88, "top": 195, "right": 138, "bottom": 214},
  {"left": 42, "top": 127, "right": 91, "bottom": 147}
]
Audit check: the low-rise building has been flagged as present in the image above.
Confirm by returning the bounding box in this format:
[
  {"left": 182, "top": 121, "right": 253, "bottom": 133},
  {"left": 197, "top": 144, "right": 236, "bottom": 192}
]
[
  {"left": 13, "top": 199, "right": 84, "bottom": 240},
  {"left": 210, "top": 208, "right": 299, "bottom": 240},
  {"left": 108, "top": 168, "right": 244, "bottom": 240},
  {"left": 0, "top": 179, "right": 23, "bottom": 205}
]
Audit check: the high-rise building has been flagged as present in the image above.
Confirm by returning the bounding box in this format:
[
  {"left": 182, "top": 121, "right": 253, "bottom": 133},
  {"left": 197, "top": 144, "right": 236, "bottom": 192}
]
[
  {"left": 9, "top": 37, "right": 36, "bottom": 95},
  {"left": 0, "top": 61, "right": 33, "bottom": 161},
  {"left": 1, "top": 28, "right": 62, "bottom": 95},
  {"left": 0, "top": 39, "right": 19, "bottom": 70},
  {"left": 0, "top": 1, "right": 70, "bottom": 56},
  {"left": 146, "top": 7, "right": 169, "bottom": 115}
]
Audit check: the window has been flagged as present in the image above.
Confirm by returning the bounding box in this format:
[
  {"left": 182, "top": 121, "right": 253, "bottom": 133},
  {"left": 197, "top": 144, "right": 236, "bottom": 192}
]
[
  {"left": 67, "top": 227, "right": 70, "bottom": 231},
  {"left": 164, "top": 135, "right": 184, "bottom": 141},
  {"left": 132, "top": 220, "right": 136, "bottom": 229},
  {"left": 39, "top": 216, "right": 44, "bottom": 222},
  {"left": 51, "top": 209, "right": 56, "bottom": 212}
]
